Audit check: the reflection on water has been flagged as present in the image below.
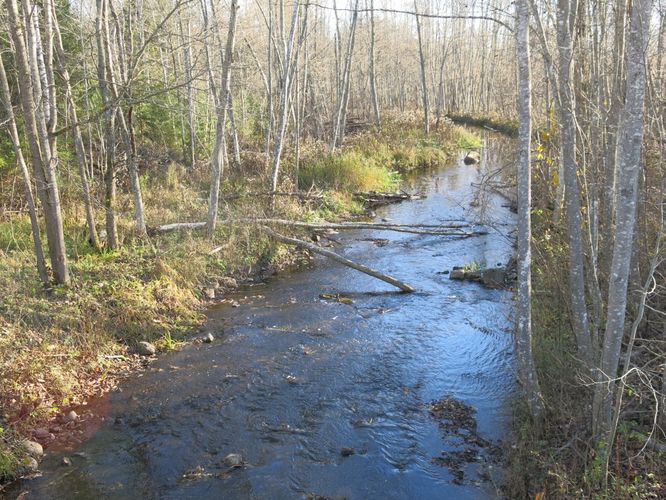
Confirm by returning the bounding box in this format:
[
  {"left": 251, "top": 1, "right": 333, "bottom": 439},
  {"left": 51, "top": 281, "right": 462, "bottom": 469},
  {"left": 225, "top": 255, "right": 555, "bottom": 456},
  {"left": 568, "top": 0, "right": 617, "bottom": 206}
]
[{"left": 15, "top": 134, "right": 518, "bottom": 500}]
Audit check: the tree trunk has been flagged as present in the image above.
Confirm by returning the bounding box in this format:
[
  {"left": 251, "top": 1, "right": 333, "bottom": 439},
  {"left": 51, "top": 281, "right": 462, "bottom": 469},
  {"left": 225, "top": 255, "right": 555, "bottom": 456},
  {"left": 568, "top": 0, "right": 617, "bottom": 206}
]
[
  {"left": 7, "top": 0, "right": 70, "bottom": 284},
  {"left": 0, "top": 51, "right": 49, "bottom": 284},
  {"left": 368, "top": 0, "right": 381, "bottom": 127},
  {"left": 52, "top": 3, "right": 100, "bottom": 249},
  {"left": 96, "top": 0, "right": 119, "bottom": 249},
  {"left": 330, "top": 0, "right": 359, "bottom": 151},
  {"left": 414, "top": 1, "right": 430, "bottom": 135},
  {"left": 206, "top": 0, "right": 239, "bottom": 237},
  {"left": 556, "top": 0, "right": 593, "bottom": 367},
  {"left": 270, "top": 0, "right": 301, "bottom": 192},
  {"left": 592, "top": 0, "right": 653, "bottom": 446},
  {"left": 515, "top": 0, "right": 544, "bottom": 420}
]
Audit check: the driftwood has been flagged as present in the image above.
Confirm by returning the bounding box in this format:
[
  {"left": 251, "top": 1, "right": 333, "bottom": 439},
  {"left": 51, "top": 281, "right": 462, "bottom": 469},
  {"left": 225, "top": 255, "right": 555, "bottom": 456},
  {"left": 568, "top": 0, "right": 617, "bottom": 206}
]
[
  {"left": 261, "top": 226, "right": 415, "bottom": 292},
  {"left": 153, "top": 218, "right": 488, "bottom": 237},
  {"left": 353, "top": 191, "right": 422, "bottom": 207}
]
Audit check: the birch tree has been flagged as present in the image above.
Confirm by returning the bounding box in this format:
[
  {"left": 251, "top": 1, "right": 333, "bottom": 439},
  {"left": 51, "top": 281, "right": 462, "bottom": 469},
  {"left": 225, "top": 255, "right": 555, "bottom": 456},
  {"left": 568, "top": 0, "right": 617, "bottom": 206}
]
[
  {"left": 6, "top": 0, "right": 70, "bottom": 284},
  {"left": 0, "top": 51, "right": 49, "bottom": 284},
  {"left": 270, "top": 0, "right": 301, "bottom": 192},
  {"left": 556, "top": 0, "right": 593, "bottom": 367},
  {"left": 515, "top": 0, "right": 544, "bottom": 420},
  {"left": 206, "top": 0, "right": 239, "bottom": 236},
  {"left": 592, "top": 0, "right": 654, "bottom": 446}
]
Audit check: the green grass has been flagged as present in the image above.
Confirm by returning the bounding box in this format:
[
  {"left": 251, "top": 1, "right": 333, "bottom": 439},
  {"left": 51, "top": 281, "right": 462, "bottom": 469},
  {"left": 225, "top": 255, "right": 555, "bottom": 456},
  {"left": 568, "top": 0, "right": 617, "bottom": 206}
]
[
  {"left": 299, "top": 150, "right": 400, "bottom": 192},
  {"left": 456, "top": 129, "right": 483, "bottom": 150}
]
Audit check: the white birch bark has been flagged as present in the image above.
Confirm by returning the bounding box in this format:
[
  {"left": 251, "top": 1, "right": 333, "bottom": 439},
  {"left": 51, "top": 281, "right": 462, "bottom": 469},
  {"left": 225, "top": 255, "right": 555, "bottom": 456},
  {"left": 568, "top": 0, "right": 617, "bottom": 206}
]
[
  {"left": 515, "top": 0, "right": 544, "bottom": 420},
  {"left": 556, "top": 0, "right": 593, "bottom": 367},
  {"left": 270, "top": 0, "right": 301, "bottom": 192},
  {"left": 592, "top": 0, "right": 653, "bottom": 441},
  {"left": 7, "top": 0, "right": 70, "bottom": 284},
  {"left": 0, "top": 51, "right": 49, "bottom": 284},
  {"left": 206, "top": 0, "right": 239, "bottom": 236}
]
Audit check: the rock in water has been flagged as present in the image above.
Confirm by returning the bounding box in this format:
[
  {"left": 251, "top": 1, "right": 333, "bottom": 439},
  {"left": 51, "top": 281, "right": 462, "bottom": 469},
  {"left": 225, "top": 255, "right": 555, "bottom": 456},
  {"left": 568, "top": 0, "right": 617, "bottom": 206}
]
[
  {"left": 223, "top": 453, "right": 244, "bottom": 468},
  {"left": 137, "top": 341, "right": 156, "bottom": 356},
  {"left": 340, "top": 447, "right": 355, "bottom": 457},
  {"left": 463, "top": 151, "right": 481, "bottom": 165},
  {"left": 482, "top": 268, "right": 506, "bottom": 288},
  {"left": 22, "top": 440, "right": 43, "bottom": 458},
  {"left": 204, "top": 333, "right": 214, "bottom": 343},
  {"left": 450, "top": 269, "right": 466, "bottom": 280}
]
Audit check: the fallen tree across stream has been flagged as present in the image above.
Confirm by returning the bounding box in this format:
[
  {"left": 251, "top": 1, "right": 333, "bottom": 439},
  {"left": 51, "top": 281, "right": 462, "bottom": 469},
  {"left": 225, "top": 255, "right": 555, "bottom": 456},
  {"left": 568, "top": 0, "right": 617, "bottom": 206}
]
[
  {"left": 260, "top": 226, "right": 416, "bottom": 293},
  {"left": 150, "top": 217, "right": 489, "bottom": 292},
  {"left": 153, "top": 218, "right": 488, "bottom": 237}
]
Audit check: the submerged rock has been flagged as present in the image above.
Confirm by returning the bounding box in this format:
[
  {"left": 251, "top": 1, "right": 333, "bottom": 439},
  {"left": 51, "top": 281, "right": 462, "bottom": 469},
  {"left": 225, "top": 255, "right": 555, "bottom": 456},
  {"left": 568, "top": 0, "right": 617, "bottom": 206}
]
[
  {"left": 223, "top": 453, "right": 244, "bottom": 468},
  {"left": 340, "top": 447, "right": 355, "bottom": 457}
]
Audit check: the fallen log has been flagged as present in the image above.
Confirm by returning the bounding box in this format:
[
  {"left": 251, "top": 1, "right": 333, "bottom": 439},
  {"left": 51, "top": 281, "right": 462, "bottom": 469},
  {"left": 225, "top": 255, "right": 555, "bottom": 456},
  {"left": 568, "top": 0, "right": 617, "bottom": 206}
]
[
  {"left": 153, "top": 218, "right": 487, "bottom": 237},
  {"left": 261, "top": 226, "right": 416, "bottom": 293},
  {"left": 223, "top": 191, "right": 324, "bottom": 201}
]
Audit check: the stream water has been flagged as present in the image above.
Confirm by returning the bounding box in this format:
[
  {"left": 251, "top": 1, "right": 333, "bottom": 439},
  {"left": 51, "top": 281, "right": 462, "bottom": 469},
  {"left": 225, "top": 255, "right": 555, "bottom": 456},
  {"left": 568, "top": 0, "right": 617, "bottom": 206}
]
[{"left": 15, "top": 135, "right": 518, "bottom": 499}]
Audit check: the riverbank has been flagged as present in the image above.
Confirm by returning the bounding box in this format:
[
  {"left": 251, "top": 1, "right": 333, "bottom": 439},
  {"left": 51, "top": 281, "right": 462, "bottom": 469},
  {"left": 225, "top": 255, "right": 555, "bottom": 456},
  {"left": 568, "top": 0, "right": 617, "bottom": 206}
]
[{"left": 0, "top": 117, "right": 479, "bottom": 486}]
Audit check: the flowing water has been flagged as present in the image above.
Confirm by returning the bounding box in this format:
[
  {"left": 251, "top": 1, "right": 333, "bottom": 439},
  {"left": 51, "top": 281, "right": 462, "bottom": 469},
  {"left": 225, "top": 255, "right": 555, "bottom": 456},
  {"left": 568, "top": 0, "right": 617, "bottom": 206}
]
[{"left": 15, "top": 135, "right": 518, "bottom": 499}]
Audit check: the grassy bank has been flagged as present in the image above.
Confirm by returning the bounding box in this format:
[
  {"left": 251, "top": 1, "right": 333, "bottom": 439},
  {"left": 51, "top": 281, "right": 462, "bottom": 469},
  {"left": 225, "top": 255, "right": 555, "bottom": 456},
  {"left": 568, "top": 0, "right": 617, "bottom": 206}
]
[
  {"left": 446, "top": 113, "right": 518, "bottom": 138},
  {"left": 0, "top": 117, "right": 477, "bottom": 484}
]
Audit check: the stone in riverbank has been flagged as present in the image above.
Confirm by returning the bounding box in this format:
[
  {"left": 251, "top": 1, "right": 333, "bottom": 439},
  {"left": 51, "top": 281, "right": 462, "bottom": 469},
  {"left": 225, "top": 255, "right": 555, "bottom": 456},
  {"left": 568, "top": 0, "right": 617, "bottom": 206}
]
[
  {"left": 136, "top": 341, "right": 156, "bottom": 356},
  {"left": 22, "top": 440, "right": 43, "bottom": 458}
]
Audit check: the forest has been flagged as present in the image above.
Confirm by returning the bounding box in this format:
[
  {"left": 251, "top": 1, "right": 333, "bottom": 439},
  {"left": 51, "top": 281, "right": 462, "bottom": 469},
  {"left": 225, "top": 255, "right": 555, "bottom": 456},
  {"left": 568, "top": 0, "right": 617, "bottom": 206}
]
[{"left": 0, "top": 0, "right": 665, "bottom": 498}]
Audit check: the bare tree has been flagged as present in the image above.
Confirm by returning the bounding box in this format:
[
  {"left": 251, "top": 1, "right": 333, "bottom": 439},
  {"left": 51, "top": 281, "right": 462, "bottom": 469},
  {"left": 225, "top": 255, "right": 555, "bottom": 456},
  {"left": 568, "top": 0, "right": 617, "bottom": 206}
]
[
  {"left": 0, "top": 51, "right": 49, "bottom": 284},
  {"left": 207, "top": 0, "right": 239, "bottom": 236},
  {"left": 414, "top": 1, "right": 429, "bottom": 134},
  {"left": 270, "top": 0, "right": 301, "bottom": 191},
  {"left": 515, "top": 0, "right": 544, "bottom": 420},
  {"left": 593, "top": 0, "right": 653, "bottom": 449},
  {"left": 6, "top": 0, "right": 70, "bottom": 284}
]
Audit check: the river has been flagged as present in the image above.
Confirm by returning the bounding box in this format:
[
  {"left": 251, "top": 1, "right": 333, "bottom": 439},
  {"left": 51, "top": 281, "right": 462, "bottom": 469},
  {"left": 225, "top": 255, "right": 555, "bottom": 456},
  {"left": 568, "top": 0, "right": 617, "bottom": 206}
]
[{"left": 15, "top": 134, "right": 518, "bottom": 499}]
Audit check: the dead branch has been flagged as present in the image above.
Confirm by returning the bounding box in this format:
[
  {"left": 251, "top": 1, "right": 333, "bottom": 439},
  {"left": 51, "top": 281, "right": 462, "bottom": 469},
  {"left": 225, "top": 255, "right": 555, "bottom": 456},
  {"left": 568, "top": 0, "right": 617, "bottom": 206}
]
[{"left": 260, "top": 226, "right": 415, "bottom": 292}]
